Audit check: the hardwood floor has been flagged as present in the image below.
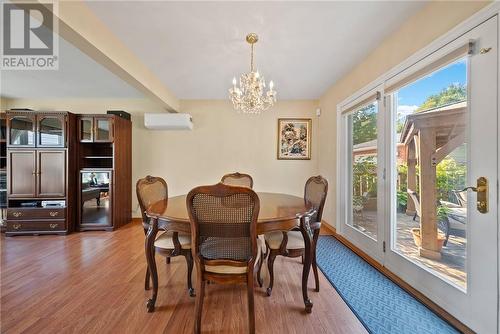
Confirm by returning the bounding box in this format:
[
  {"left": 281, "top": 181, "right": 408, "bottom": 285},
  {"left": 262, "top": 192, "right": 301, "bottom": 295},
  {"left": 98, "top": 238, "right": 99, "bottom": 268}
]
[{"left": 0, "top": 221, "right": 366, "bottom": 334}]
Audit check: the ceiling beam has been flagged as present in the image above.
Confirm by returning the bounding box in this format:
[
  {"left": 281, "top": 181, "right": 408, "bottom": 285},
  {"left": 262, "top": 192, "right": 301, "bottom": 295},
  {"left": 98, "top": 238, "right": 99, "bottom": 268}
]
[{"left": 41, "top": 1, "right": 179, "bottom": 111}]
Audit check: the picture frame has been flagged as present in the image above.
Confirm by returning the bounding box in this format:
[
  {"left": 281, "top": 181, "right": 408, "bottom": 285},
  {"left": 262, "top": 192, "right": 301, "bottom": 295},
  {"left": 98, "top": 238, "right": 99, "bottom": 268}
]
[{"left": 277, "top": 118, "right": 312, "bottom": 160}]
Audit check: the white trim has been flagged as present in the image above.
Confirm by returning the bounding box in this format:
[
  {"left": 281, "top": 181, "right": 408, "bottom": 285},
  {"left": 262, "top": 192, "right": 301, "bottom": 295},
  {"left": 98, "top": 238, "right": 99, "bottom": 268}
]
[{"left": 338, "top": 2, "right": 500, "bottom": 109}]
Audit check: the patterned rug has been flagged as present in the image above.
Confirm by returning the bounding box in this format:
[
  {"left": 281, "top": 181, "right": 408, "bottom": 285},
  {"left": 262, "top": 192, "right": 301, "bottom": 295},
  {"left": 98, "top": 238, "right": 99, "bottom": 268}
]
[{"left": 316, "top": 236, "right": 459, "bottom": 334}]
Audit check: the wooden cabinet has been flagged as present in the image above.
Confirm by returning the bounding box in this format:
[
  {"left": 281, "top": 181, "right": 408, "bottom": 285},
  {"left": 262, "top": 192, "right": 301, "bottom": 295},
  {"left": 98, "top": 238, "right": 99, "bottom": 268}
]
[
  {"left": 78, "top": 116, "right": 113, "bottom": 143},
  {"left": 77, "top": 115, "right": 131, "bottom": 231},
  {"left": 6, "top": 111, "right": 77, "bottom": 236},
  {"left": 8, "top": 150, "right": 36, "bottom": 198}
]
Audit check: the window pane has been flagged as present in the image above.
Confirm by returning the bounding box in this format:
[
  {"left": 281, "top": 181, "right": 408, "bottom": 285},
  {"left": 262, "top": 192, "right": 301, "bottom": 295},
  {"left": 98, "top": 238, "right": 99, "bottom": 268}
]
[{"left": 348, "top": 101, "right": 378, "bottom": 240}]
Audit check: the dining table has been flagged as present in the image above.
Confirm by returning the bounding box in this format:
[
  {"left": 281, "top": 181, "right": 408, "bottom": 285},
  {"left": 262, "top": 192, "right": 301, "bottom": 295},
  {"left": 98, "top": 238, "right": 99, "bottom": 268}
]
[{"left": 145, "top": 192, "right": 316, "bottom": 313}]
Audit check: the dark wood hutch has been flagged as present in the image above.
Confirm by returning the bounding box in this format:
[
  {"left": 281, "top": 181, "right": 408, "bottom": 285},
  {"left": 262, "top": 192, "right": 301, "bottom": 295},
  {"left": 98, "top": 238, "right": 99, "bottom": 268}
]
[{"left": 4, "top": 110, "right": 131, "bottom": 236}]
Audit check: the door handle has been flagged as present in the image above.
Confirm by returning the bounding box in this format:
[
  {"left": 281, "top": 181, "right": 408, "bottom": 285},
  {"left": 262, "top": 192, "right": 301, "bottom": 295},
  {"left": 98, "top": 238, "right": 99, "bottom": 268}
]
[{"left": 461, "top": 177, "right": 488, "bottom": 213}]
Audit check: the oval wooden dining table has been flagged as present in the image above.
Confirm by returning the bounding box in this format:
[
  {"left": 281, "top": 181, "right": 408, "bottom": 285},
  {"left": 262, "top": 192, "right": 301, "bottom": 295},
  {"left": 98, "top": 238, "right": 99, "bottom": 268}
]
[{"left": 145, "top": 192, "right": 316, "bottom": 314}]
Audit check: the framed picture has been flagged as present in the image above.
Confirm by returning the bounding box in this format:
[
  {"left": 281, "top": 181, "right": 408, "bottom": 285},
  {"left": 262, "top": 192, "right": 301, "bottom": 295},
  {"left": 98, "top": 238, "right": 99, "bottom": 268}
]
[{"left": 277, "top": 118, "right": 312, "bottom": 160}]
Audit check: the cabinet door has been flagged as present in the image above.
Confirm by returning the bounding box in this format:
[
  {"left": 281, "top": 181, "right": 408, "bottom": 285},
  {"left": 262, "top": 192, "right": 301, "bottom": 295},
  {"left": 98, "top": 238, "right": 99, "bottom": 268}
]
[
  {"left": 8, "top": 114, "right": 36, "bottom": 147},
  {"left": 79, "top": 117, "right": 93, "bottom": 142},
  {"left": 37, "top": 151, "right": 66, "bottom": 197},
  {"left": 8, "top": 150, "right": 36, "bottom": 198},
  {"left": 94, "top": 117, "right": 114, "bottom": 142},
  {"left": 37, "top": 115, "right": 66, "bottom": 147}
]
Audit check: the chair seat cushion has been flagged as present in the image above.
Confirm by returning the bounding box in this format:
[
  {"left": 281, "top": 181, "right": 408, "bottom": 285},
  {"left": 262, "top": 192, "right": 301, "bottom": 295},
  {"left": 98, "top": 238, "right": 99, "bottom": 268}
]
[
  {"left": 154, "top": 232, "right": 191, "bottom": 250},
  {"left": 265, "top": 230, "right": 304, "bottom": 250},
  {"left": 204, "top": 237, "right": 264, "bottom": 275}
]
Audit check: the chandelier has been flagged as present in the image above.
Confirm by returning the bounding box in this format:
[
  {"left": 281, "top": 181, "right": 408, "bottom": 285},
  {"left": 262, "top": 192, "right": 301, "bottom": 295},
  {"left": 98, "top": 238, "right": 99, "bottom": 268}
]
[{"left": 229, "top": 33, "right": 277, "bottom": 113}]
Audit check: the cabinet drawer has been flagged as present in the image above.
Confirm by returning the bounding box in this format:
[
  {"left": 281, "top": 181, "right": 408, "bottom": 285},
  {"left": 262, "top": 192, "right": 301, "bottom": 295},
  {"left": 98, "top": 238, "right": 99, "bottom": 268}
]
[
  {"left": 7, "top": 220, "right": 66, "bottom": 232},
  {"left": 7, "top": 208, "right": 66, "bottom": 220}
]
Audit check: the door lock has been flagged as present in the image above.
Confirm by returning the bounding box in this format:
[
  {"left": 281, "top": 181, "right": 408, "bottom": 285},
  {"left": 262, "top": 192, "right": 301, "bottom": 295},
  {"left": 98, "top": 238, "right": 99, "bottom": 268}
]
[{"left": 461, "top": 177, "right": 488, "bottom": 213}]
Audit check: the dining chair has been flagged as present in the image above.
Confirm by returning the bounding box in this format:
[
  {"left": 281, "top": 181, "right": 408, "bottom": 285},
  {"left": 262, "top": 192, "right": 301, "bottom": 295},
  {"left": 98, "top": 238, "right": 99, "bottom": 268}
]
[
  {"left": 187, "top": 183, "right": 260, "bottom": 334},
  {"left": 136, "top": 176, "right": 195, "bottom": 297},
  {"left": 221, "top": 172, "right": 254, "bottom": 188},
  {"left": 259, "top": 175, "right": 328, "bottom": 296}
]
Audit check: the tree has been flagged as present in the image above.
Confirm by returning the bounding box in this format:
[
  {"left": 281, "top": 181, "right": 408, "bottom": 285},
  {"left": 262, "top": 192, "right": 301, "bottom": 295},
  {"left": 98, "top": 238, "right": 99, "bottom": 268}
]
[
  {"left": 352, "top": 103, "right": 377, "bottom": 145},
  {"left": 416, "top": 83, "right": 467, "bottom": 112}
]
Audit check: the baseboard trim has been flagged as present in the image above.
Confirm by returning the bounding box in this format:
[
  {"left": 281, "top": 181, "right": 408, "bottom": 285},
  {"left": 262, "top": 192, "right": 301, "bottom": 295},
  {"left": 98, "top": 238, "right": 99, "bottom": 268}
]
[{"left": 322, "top": 223, "right": 472, "bottom": 334}]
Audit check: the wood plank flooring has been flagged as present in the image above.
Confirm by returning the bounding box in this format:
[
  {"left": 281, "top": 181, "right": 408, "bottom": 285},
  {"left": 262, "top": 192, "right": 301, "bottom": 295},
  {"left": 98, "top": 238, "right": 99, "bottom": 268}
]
[{"left": 0, "top": 221, "right": 366, "bottom": 334}]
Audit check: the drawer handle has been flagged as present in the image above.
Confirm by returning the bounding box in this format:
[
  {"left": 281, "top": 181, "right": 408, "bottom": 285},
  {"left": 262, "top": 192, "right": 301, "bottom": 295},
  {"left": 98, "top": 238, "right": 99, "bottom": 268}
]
[
  {"left": 49, "top": 211, "right": 59, "bottom": 217},
  {"left": 12, "top": 212, "right": 22, "bottom": 218},
  {"left": 49, "top": 223, "right": 58, "bottom": 229},
  {"left": 12, "top": 223, "right": 21, "bottom": 230}
]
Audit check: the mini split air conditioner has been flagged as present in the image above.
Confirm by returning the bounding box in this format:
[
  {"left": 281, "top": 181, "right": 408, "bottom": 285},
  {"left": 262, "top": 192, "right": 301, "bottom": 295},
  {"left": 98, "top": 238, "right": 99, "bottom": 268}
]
[{"left": 144, "top": 113, "right": 193, "bottom": 130}]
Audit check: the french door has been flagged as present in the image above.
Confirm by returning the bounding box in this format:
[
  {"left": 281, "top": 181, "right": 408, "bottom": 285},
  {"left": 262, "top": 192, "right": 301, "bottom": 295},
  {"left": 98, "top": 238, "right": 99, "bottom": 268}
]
[{"left": 340, "top": 16, "right": 498, "bottom": 333}]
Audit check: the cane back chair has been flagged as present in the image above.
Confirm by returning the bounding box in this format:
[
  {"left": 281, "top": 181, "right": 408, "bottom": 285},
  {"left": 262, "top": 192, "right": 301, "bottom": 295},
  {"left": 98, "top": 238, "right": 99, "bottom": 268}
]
[
  {"left": 187, "top": 183, "right": 260, "bottom": 334},
  {"left": 259, "top": 175, "right": 328, "bottom": 296},
  {"left": 136, "top": 176, "right": 195, "bottom": 302},
  {"left": 221, "top": 172, "right": 254, "bottom": 189}
]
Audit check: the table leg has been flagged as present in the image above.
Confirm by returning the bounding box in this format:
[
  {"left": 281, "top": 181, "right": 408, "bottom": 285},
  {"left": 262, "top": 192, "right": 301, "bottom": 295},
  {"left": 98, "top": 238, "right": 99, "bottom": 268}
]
[
  {"left": 145, "top": 218, "right": 159, "bottom": 312},
  {"left": 300, "top": 222, "right": 313, "bottom": 313}
]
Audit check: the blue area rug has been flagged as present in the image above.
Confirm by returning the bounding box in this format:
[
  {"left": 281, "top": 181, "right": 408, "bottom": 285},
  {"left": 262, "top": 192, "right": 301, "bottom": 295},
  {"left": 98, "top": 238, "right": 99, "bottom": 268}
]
[{"left": 316, "top": 236, "right": 459, "bottom": 334}]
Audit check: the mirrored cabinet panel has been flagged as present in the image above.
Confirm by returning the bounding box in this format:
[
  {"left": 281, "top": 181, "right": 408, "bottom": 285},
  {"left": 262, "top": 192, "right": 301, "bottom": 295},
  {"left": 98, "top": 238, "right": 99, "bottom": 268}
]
[
  {"left": 95, "top": 117, "right": 113, "bottom": 142},
  {"left": 80, "top": 171, "right": 112, "bottom": 227},
  {"left": 79, "top": 117, "right": 93, "bottom": 142}
]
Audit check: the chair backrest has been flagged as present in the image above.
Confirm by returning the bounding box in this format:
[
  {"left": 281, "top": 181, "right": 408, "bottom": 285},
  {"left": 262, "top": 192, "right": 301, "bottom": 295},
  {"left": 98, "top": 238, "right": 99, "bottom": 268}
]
[
  {"left": 304, "top": 175, "right": 328, "bottom": 223},
  {"left": 187, "top": 183, "right": 260, "bottom": 268},
  {"left": 221, "top": 172, "right": 254, "bottom": 189},
  {"left": 452, "top": 190, "right": 467, "bottom": 208},
  {"left": 407, "top": 190, "right": 421, "bottom": 216},
  {"left": 136, "top": 176, "right": 168, "bottom": 223}
]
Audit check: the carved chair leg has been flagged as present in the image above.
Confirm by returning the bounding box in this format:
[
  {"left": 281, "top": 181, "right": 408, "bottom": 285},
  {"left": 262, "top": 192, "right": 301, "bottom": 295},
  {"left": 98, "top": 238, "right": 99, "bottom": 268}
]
[
  {"left": 312, "top": 230, "right": 320, "bottom": 292},
  {"left": 144, "top": 266, "right": 150, "bottom": 291},
  {"left": 143, "top": 228, "right": 150, "bottom": 290},
  {"left": 145, "top": 233, "right": 158, "bottom": 312},
  {"left": 247, "top": 271, "right": 256, "bottom": 334},
  {"left": 194, "top": 278, "right": 206, "bottom": 334},
  {"left": 266, "top": 253, "right": 276, "bottom": 296},
  {"left": 184, "top": 252, "right": 196, "bottom": 297},
  {"left": 257, "top": 248, "right": 266, "bottom": 288}
]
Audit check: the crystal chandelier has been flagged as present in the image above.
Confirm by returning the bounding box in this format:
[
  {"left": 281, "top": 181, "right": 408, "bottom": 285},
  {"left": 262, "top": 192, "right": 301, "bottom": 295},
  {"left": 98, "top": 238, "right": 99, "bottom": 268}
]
[{"left": 229, "top": 33, "right": 277, "bottom": 113}]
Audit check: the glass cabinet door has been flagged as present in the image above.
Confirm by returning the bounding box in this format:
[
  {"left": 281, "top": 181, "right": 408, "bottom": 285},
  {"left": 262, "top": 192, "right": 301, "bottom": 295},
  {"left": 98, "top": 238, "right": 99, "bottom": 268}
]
[
  {"left": 38, "top": 115, "right": 65, "bottom": 147},
  {"left": 8, "top": 115, "right": 35, "bottom": 147},
  {"left": 94, "top": 117, "right": 113, "bottom": 142},
  {"left": 79, "top": 117, "right": 93, "bottom": 142}
]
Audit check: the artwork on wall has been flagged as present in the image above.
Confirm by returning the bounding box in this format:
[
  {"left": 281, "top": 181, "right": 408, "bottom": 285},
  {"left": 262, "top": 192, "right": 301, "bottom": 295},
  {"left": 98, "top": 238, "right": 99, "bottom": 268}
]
[{"left": 277, "top": 118, "right": 311, "bottom": 160}]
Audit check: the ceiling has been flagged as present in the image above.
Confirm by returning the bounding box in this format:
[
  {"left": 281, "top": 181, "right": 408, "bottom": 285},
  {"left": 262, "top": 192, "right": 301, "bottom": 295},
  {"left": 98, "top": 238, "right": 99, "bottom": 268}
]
[
  {"left": 1, "top": 34, "right": 143, "bottom": 99},
  {"left": 1, "top": 1, "right": 426, "bottom": 101},
  {"left": 86, "top": 1, "right": 425, "bottom": 100}
]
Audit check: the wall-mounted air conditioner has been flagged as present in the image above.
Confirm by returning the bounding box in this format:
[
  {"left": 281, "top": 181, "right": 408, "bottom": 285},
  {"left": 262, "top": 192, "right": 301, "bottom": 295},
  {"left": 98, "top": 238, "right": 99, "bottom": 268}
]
[{"left": 144, "top": 113, "right": 193, "bottom": 130}]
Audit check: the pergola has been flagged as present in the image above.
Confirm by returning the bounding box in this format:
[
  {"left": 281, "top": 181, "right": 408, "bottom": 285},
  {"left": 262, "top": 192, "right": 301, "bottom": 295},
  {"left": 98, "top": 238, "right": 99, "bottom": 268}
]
[{"left": 400, "top": 102, "right": 466, "bottom": 260}]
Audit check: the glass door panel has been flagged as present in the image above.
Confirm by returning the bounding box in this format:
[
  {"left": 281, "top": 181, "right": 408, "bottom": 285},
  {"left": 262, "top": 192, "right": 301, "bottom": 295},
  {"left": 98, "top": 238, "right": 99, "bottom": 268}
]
[
  {"left": 348, "top": 102, "right": 379, "bottom": 240},
  {"left": 95, "top": 118, "right": 113, "bottom": 142},
  {"left": 9, "top": 116, "right": 35, "bottom": 146},
  {"left": 38, "top": 116, "right": 65, "bottom": 147},
  {"left": 79, "top": 118, "right": 93, "bottom": 142},
  {"left": 80, "top": 171, "right": 112, "bottom": 227},
  {"left": 392, "top": 58, "right": 468, "bottom": 288}
]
